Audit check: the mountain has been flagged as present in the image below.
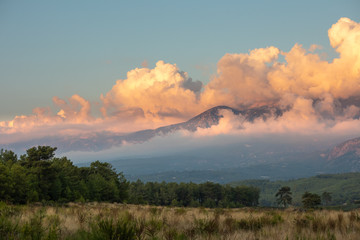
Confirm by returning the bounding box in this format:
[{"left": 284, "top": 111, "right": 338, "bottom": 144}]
[
  {"left": 4, "top": 105, "right": 284, "bottom": 153},
  {"left": 157, "top": 105, "right": 284, "bottom": 133},
  {"left": 326, "top": 137, "right": 360, "bottom": 172},
  {"left": 115, "top": 135, "right": 360, "bottom": 184},
  {"left": 126, "top": 105, "right": 284, "bottom": 141},
  {"left": 328, "top": 137, "right": 360, "bottom": 160}
]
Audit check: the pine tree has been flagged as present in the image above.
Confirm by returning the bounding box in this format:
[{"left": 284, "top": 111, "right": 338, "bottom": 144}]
[{"left": 275, "top": 186, "right": 292, "bottom": 208}]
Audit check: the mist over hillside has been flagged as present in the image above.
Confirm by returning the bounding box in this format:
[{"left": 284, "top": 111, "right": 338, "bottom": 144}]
[
  {"left": 2, "top": 101, "right": 360, "bottom": 184},
  {"left": 74, "top": 108, "right": 360, "bottom": 183}
]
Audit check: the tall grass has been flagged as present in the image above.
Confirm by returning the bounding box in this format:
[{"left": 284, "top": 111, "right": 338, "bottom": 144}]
[{"left": 0, "top": 202, "right": 359, "bottom": 239}]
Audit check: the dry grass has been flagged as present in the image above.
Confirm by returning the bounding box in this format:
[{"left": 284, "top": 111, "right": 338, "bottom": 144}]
[{"left": 1, "top": 203, "right": 360, "bottom": 239}]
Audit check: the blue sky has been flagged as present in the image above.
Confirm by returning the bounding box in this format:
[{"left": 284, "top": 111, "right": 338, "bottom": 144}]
[{"left": 0, "top": 0, "right": 359, "bottom": 121}]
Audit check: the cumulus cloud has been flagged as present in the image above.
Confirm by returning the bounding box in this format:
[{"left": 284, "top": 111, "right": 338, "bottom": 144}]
[
  {"left": 270, "top": 17, "right": 360, "bottom": 101},
  {"left": 1, "top": 17, "right": 360, "bottom": 152},
  {"left": 0, "top": 94, "right": 93, "bottom": 135},
  {"left": 100, "top": 60, "right": 203, "bottom": 122},
  {"left": 202, "top": 17, "right": 360, "bottom": 111},
  {"left": 201, "top": 47, "right": 281, "bottom": 109},
  {"left": 53, "top": 94, "right": 93, "bottom": 123}
]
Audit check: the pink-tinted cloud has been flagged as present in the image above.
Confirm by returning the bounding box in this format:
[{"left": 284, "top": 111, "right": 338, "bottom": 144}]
[
  {"left": 53, "top": 94, "right": 93, "bottom": 123},
  {"left": 201, "top": 47, "right": 280, "bottom": 109},
  {"left": 269, "top": 18, "right": 360, "bottom": 101},
  {"left": 0, "top": 95, "right": 94, "bottom": 137},
  {"left": 201, "top": 18, "right": 360, "bottom": 110},
  {"left": 1, "top": 17, "right": 360, "bottom": 149},
  {"left": 100, "top": 60, "right": 203, "bottom": 123}
]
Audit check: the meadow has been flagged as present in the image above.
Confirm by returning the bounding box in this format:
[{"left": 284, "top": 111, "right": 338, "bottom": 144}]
[{"left": 1, "top": 202, "right": 360, "bottom": 240}]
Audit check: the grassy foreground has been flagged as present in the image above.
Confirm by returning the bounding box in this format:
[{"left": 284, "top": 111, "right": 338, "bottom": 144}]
[{"left": 1, "top": 202, "right": 360, "bottom": 240}]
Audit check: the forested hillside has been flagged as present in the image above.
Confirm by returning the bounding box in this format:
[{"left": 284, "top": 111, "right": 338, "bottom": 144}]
[
  {"left": 128, "top": 180, "right": 259, "bottom": 208},
  {"left": 0, "top": 146, "right": 259, "bottom": 208},
  {"left": 231, "top": 173, "right": 360, "bottom": 208}
]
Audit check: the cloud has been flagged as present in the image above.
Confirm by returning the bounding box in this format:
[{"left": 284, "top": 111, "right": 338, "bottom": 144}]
[
  {"left": 53, "top": 94, "right": 93, "bottom": 123},
  {"left": 201, "top": 47, "right": 281, "bottom": 109},
  {"left": 0, "top": 94, "right": 93, "bottom": 134},
  {"left": 0, "top": 95, "right": 103, "bottom": 147},
  {"left": 100, "top": 60, "right": 203, "bottom": 122},
  {"left": 269, "top": 17, "right": 360, "bottom": 101},
  {"left": 1, "top": 17, "right": 360, "bottom": 153},
  {"left": 202, "top": 17, "right": 360, "bottom": 111},
  {"left": 194, "top": 109, "right": 246, "bottom": 136}
]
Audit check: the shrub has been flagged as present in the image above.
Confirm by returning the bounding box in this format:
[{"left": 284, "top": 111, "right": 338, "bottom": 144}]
[
  {"left": 149, "top": 207, "right": 161, "bottom": 217},
  {"left": 302, "top": 192, "right": 321, "bottom": 209},
  {"left": 0, "top": 215, "right": 20, "bottom": 240},
  {"left": 89, "top": 217, "right": 136, "bottom": 240},
  {"left": 311, "top": 217, "right": 327, "bottom": 233},
  {"left": 194, "top": 216, "right": 219, "bottom": 236},
  {"left": 294, "top": 216, "right": 310, "bottom": 232},
  {"left": 237, "top": 217, "right": 263, "bottom": 231},
  {"left": 20, "top": 209, "right": 46, "bottom": 240},
  {"left": 134, "top": 218, "right": 146, "bottom": 240},
  {"left": 174, "top": 208, "right": 187, "bottom": 216},
  {"left": 223, "top": 217, "right": 237, "bottom": 234},
  {"left": 145, "top": 218, "right": 162, "bottom": 238},
  {"left": 46, "top": 214, "right": 61, "bottom": 240}
]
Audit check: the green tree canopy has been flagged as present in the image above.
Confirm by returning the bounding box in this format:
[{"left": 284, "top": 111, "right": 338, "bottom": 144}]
[
  {"left": 321, "top": 191, "right": 332, "bottom": 206},
  {"left": 0, "top": 146, "right": 260, "bottom": 208},
  {"left": 275, "top": 186, "right": 292, "bottom": 208},
  {"left": 0, "top": 146, "right": 129, "bottom": 204},
  {"left": 302, "top": 192, "right": 321, "bottom": 209}
]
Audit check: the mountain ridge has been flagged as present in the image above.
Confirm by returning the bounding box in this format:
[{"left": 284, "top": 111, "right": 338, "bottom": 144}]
[
  {"left": 326, "top": 137, "right": 360, "bottom": 172},
  {"left": 4, "top": 105, "right": 286, "bottom": 153},
  {"left": 128, "top": 105, "right": 284, "bottom": 140}
]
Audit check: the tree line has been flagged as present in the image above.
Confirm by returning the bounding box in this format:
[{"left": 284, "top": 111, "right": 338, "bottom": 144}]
[
  {"left": 275, "top": 186, "right": 332, "bottom": 209},
  {"left": 129, "top": 180, "right": 259, "bottom": 208},
  {"left": 0, "top": 146, "right": 128, "bottom": 203},
  {"left": 0, "top": 146, "right": 259, "bottom": 207}
]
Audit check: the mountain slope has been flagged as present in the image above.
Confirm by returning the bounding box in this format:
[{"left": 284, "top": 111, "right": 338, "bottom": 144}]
[
  {"left": 3, "top": 105, "right": 284, "bottom": 153},
  {"left": 115, "top": 135, "right": 360, "bottom": 184},
  {"left": 326, "top": 137, "right": 360, "bottom": 172},
  {"left": 230, "top": 172, "right": 360, "bottom": 208},
  {"left": 128, "top": 105, "right": 284, "bottom": 139}
]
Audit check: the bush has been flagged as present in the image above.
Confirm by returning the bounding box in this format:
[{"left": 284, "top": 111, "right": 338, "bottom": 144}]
[
  {"left": 302, "top": 192, "right": 321, "bottom": 209},
  {"left": 20, "top": 209, "right": 46, "bottom": 240},
  {"left": 194, "top": 216, "right": 219, "bottom": 236},
  {"left": 0, "top": 215, "right": 20, "bottom": 240},
  {"left": 89, "top": 217, "right": 136, "bottom": 240}
]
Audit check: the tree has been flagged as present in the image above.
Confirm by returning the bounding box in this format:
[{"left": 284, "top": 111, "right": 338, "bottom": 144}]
[
  {"left": 275, "top": 186, "right": 292, "bottom": 208},
  {"left": 0, "top": 149, "right": 18, "bottom": 165},
  {"left": 0, "top": 162, "right": 12, "bottom": 201},
  {"left": 87, "top": 161, "right": 129, "bottom": 202},
  {"left": 51, "top": 157, "right": 81, "bottom": 201},
  {"left": 20, "top": 146, "right": 57, "bottom": 168},
  {"left": 302, "top": 192, "right": 321, "bottom": 209},
  {"left": 9, "top": 163, "right": 28, "bottom": 203},
  {"left": 321, "top": 192, "right": 332, "bottom": 206},
  {"left": 20, "top": 146, "right": 57, "bottom": 201}
]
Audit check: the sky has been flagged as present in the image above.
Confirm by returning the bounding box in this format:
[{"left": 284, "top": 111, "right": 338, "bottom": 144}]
[
  {"left": 1, "top": 1, "right": 360, "bottom": 156},
  {"left": 1, "top": 0, "right": 359, "bottom": 119}
]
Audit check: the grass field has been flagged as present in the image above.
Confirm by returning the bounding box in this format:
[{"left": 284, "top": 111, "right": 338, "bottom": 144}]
[{"left": 1, "top": 202, "right": 360, "bottom": 240}]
